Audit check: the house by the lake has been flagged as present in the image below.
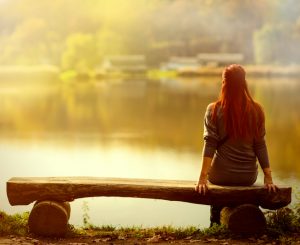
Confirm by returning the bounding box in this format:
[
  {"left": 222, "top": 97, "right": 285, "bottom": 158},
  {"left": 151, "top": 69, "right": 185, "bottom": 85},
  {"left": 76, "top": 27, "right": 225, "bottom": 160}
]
[
  {"left": 161, "top": 56, "right": 199, "bottom": 71},
  {"left": 197, "top": 53, "right": 244, "bottom": 67},
  {"left": 101, "top": 55, "right": 147, "bottom": 74}
]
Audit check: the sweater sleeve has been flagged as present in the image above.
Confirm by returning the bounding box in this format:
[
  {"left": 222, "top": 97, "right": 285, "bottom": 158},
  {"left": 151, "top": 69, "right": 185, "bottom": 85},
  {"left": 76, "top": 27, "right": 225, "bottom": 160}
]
[
  {"left": 202, "top": 104, "right": 220, "bottom": 158},
  {"left": 254, "top": 122, "right": 270, "bottom": 168}
]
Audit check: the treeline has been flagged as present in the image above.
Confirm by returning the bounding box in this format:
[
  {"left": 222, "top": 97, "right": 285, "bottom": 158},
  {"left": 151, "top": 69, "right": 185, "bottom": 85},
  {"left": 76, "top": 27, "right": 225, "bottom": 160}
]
[{"left": 0, "top": 0, "right": 300, "bottom": 72}]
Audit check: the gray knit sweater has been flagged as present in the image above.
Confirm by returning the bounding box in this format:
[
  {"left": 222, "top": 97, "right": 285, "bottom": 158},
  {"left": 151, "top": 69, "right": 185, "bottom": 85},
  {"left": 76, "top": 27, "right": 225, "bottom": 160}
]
[{"left": 203, "top": 103, "right": 270, "bottom": 186}]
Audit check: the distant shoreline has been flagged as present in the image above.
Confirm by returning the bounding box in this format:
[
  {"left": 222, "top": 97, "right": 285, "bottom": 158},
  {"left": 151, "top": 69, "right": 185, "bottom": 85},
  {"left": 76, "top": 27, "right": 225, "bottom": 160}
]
[
  {"left": 0, "top": 65, "right": 300, "bottom": 81},
  {"left": 175, "top": 65, "right": 300, "bottom": 78}
]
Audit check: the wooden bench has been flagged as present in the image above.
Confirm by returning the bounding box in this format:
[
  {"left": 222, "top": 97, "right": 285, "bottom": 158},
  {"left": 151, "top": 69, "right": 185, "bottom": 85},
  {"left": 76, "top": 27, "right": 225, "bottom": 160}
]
[{"left": 6, "top": 177, "right": 292, "bottom": 236}]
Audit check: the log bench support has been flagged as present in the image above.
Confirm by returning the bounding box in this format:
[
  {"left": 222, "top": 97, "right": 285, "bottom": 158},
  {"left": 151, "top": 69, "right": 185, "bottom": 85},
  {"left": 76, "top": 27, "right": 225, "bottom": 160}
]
[
  {"left": 28, "top": 201, "right": 71, "bottom": 236},
  {"left": 220, "top": 204, "right": 266, "bottom": 234},
  {"left": 6, "top": 177, "right": 292, "bottom": 236}
]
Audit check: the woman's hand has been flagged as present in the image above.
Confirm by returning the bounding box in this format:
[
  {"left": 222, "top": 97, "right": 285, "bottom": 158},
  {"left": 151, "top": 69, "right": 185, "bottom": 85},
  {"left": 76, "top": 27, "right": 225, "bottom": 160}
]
[
  {"left": 264, "top": 175, "right": 278, "bottom": 193},
  {"left": 263, "top": 168, "right": 278, "bottom": 193},
  {"left": 195, "top": 174, "right": 208, "bottom": 195},
  {"left": 195, "top": 157, "right": 212, "bottom": 195}
]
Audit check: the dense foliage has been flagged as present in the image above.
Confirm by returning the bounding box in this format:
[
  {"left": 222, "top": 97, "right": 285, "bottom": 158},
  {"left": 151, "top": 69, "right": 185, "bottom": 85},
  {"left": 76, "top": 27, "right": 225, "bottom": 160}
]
[{"left": 0, "top": 0, "right": 300, "bottom": 71}]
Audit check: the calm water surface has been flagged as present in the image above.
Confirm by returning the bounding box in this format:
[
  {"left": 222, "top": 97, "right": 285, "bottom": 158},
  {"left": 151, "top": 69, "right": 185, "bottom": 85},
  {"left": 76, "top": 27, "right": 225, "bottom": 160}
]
[{"left": 0, "top": 76, "right": 299, "bottom": 228}]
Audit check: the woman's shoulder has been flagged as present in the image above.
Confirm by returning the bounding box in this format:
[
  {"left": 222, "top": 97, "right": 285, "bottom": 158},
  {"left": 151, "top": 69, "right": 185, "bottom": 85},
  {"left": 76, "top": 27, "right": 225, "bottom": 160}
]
[
  {"left": 252, "top": 103, "right": 265, "bottom": 132},
  {"left": 252, "top": 101, "right": 265, "bottom": 120},
  {"left": 204, "top": 102, "right": 223, "bottom": 125},
  {"left": 253, "top": 101, "right": 264, "bottom": 112},
  {"left": 206, "top": 102, "right": 221, "bottom": 114},
  {"left": 206, "top": 102, "right": 217, "bottom": 111},
  {"left": 206, "top": 102, "right": 215, "bottom": 110}
]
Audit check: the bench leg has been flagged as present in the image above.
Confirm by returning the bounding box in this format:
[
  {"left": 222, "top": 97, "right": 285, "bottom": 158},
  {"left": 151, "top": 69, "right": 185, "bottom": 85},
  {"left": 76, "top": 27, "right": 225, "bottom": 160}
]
[
  {"left": 220, "top": 204, "right": 266, "bottom": 234},
  {"left": 210, "top": 205, "right": 222, "bottom": 226},
  {"left": 28, "top": 201, "right": 71, "bottom": 236}
]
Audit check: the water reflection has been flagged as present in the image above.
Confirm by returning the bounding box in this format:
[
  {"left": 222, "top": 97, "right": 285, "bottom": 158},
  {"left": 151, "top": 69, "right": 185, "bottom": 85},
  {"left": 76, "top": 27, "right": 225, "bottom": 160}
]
[
  {"left": 0, "top": 78, "right": 219, "bottom": 151},
  {"left": 0, "top": 142, "right": 210, "bottom": 227},
  {"left": 0, "top": 77, "right": 299, "bottom": 227}
]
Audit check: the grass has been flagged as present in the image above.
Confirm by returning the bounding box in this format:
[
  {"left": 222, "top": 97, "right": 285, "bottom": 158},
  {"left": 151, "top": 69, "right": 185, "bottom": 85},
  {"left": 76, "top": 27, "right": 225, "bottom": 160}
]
[
  {"left": 0, "top": 202, "right": 299, "bottom": 242},
  {"left": 0, "top": 211, "right": 29, "bottom": 236},
  {"left": 59, "top": 70, "right": 78, "bottom": 81},
  {"left": 66, "top": 223, "right": 229, "bottom": 241},
  {"left": 265, "top": 206, "right": 300, "bottom": 237},
  {"left": 147, "top": 69, "right": 178, "bottom": 79},
  {"left": 0, "top": 209, "right": 228, "bottom": 240}
]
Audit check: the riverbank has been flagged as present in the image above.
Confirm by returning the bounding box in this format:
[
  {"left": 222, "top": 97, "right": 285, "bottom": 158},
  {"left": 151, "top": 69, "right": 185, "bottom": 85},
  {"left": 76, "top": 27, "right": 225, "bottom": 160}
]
[
  {"left": 0, "top": 207, "right": 299, "bottom": 244},
  {"left": 1, "top": 65, "right": 300, "bottom": 82},
  {"left": 175, "top": 65, "right": 300, "bottom": 78},
  {"left": 87, "top": 65, "right": 300, "bottom": 80}
]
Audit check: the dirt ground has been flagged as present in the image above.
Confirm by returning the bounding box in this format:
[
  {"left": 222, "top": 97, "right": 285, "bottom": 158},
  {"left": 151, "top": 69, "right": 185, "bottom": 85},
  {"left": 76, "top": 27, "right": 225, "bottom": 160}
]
[{"left": 1, "top": 235, "right": 299, "bottom": 245}]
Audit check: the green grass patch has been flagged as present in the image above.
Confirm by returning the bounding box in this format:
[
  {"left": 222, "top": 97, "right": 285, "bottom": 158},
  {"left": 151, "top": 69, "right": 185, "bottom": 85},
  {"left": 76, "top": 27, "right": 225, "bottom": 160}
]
[
  {"left": 265, "top": 206, "right": 300, "bottom": 238},
  {"left": 59, "top": 70, "right": 78, "bottom": 81},
  {"left": 1, "top": 203, "right": 300, "bottom": 242},
  {"left": 147, "top": 69, "right": 178, "bottom": 79},
  {"left": 0, "top": 211, "right": 29, "bottom": 236}
]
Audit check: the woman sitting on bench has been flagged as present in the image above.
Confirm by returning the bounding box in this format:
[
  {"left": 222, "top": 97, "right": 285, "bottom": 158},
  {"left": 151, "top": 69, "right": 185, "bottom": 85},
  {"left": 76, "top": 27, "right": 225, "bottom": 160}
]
[{"left": 194, "top": 64, "right": 278, "bottom": 226}]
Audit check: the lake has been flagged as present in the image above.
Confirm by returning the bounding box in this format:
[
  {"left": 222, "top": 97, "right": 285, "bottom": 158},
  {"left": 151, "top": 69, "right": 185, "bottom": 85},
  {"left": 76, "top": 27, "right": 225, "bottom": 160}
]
[{"left": 0, "top": 76, "right": 299, "bottom": 228}]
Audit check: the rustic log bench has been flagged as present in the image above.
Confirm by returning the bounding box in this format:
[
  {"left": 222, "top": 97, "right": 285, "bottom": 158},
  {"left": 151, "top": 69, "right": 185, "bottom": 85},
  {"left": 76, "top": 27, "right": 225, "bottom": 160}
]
[{"left": 6, "top": 177, "right": 292, "bottom": 236}]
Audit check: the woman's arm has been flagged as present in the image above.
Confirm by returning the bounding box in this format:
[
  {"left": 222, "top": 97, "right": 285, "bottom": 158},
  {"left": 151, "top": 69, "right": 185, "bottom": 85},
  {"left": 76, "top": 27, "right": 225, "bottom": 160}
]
[
  {"left": 196, "top": 104, "right": 218, "bottom": 195},
  {"left": 195, "top": 156, "right": 213, "bottom": 195},
  {"left": 254, "top": 138, "right": 278, "bottom": 192}
]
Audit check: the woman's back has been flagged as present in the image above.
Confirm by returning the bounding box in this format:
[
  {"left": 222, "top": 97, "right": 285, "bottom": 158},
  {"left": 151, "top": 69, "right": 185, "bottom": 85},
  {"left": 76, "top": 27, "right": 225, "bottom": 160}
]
[{"left": 203, "top": 103, "right": 269, "bottom": 185}]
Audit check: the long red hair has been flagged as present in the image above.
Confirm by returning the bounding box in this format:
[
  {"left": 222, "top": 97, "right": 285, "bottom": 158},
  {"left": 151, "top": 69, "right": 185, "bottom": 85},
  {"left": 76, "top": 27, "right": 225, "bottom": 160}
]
[{"left": 212, "top": 64, "right": 264, "bottom": 140}]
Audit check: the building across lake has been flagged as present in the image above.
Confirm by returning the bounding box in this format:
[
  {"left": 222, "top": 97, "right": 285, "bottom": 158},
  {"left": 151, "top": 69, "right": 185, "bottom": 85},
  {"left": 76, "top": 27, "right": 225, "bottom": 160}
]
[
  {"left": 101, "top": 55, "right": 147, "bottom": 74},
  {"left": 197, "top": 53, "right": 244, "bottom": 67},
  {"left": 160, "top": 53, "right": 244, "bottom": 76},
  {"left": 161, "top": 56, "right": 199, "bottom": 71},
  {"left": 97, "top": 53, "right": 245, "bottom": 78},
  {"left": 162, "top": 53, "right": 244, "bottom": 70}
]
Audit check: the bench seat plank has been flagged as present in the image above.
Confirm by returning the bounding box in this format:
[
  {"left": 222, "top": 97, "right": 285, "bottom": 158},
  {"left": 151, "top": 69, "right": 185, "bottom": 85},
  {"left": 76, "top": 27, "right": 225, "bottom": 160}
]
[{"left": 7, "top": 177, "right": 291, "bottom": 210}]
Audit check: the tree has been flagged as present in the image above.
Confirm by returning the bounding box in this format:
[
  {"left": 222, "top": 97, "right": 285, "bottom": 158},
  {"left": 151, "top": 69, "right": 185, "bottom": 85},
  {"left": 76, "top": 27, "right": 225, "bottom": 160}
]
[
  {"left": 61, "top": 33, "right": 98, "bottom": 73},
  {"left": 0, "top": 18, "right": 49, "bottom": 65},
  {"left": 96, "top": 29, "right": 126, "bottom": 58},
  {"left": 254, "top": 22, "right": 300, "bottom": 65}
]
